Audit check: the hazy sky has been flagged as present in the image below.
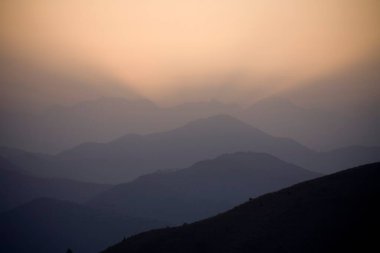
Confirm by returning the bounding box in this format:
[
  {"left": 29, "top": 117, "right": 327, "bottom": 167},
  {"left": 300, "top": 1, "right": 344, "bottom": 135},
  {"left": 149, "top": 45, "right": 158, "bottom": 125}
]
[{"left": 1, "top": 0, "right": 380, "bottom": 105}]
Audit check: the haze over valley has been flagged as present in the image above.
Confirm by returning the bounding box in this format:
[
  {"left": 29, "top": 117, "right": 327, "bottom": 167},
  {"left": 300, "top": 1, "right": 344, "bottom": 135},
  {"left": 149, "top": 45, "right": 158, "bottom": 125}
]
[{"left": 0, "top": 1, "right": 379, "bottom": 252}]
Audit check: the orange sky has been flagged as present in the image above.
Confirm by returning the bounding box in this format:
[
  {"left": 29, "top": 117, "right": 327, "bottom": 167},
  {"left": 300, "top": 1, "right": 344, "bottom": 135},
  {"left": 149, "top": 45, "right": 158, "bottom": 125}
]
[{"left": 1, "top": 0, "right": 380, "bottom": 105}]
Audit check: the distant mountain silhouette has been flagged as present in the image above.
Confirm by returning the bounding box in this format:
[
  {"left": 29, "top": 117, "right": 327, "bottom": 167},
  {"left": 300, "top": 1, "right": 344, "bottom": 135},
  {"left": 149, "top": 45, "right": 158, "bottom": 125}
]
[
  {"left": 0, "top": 156, "right": 111, "bottom": 212},
  {"left": 102, "top": 162, "right": 380, "bottom": 253},
  {"left": 282, "top": 56, "right": 380, "bottom": 148},
  {"left": 0, "top": 198, "right": 164, "bottom": 253},
  {"left": 286, "top": 56, "right": 380, "bottom": 113},
  {"left": 238, "top": 97, "right": 352, "bottom": 150},
  {"left": 89, "top": 152, "right": 320, "bottom": 224},
  {"left": 2, "top": 94, "right": 378, "bottom": 154},
  {"left": 5, "top": 115, "right": 316, "bottom": 183},
  {"left": 0, "top": 97, "right": 160, "bottom": 153},
  {"left": 169, "top": 100, "right": 239, "bottom": 114},
  {"left": 0, "top": 146, "right": 62, "bottom": 177},
  {"left": 1, "top": 115, "right": 379, "bottom": 183},
  {"left": 1, "top": 54, "right": 379, "bottom": 153},
  {"left": 315, "top": 145, "right": 380, "bottom": 173},
  {"left": 0, "top": 97, "right": 239, "bottom": 153}
]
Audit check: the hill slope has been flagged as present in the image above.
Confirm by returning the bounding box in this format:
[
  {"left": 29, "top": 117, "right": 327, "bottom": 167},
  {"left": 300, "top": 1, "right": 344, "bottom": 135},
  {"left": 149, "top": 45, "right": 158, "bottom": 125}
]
[
  {"left": 90, "top": 152, "right": 319, "bottom": 224},
  {"left": 102, "top": 162, "right": 380, "bottom": 253}
]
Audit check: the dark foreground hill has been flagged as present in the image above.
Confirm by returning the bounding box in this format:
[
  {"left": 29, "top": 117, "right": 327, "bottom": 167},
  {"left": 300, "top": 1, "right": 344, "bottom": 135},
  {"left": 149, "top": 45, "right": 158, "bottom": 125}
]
[
  {"left": 0, "top": 198, "right": 164, "bottom": 253},
  {"left": 102, "top": 162, "right": 380, "bottom": 253},
  {"left": 90, "top": 152, "right": 319, "bottom": 224}
]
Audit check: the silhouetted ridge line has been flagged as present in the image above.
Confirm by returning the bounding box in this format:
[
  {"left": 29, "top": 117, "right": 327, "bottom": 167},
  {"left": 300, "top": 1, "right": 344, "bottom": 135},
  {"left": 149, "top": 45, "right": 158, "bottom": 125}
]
[
  {"left": 1, "top": 115, "right": 379, "bottom": 183},
  {"left": 89, "top": 152, "right": 319, "bottom": 224},
  {"left": 102, "top": 162, "right": 380, "bottom": 253}
]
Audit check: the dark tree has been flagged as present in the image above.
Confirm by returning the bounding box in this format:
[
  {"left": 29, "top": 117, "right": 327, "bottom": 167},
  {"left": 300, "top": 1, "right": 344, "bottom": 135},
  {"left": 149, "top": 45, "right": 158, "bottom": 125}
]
[{"left": 66, "top": 248, "right": 73, "bottom": 253}]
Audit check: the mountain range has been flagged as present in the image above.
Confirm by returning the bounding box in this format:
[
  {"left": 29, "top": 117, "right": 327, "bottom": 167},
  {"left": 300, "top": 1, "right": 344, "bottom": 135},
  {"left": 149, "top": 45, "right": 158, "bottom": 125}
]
[
  {"left": 1, "top": 94, "right": 378, "bottom": 154},
  {"left": 238, "top": 97, "right": 359, "bottom": 150},
  {"left": 0, "top": 97, "right": 239, "bottom": 153},
  {"left": 1, "top": 149, "right": 378, "bottom": 253},
  {"left": 1, "top": 115, "right": 379, "bottom": 183},
  {"left": 89, "top": 152, "right": 320, "bottom": 224},
  {"left": 0, "top": 152, "right": 318, "bottom": 253}
]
